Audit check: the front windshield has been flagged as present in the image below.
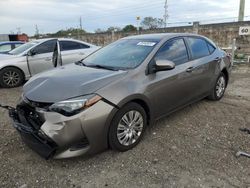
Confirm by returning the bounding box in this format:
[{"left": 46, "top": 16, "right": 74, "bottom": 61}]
[
  {"left": 84, "top": 39, "right": 159, "bottom": 70},
  {"left": 8, "top": 41, "right": 39, "bottom": 55}
]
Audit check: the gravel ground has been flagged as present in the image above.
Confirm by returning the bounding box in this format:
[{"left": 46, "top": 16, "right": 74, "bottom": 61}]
[{"left": 0, "top": 64, "right": 250, "bottom": 188}]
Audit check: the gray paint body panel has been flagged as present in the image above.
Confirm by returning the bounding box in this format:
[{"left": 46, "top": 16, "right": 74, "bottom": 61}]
[
  {"left": 16, "top": 33, "right": 231, "bottom": 159},
  {"left": 23, "top": 64, "right": 127, "bottom": 102}
]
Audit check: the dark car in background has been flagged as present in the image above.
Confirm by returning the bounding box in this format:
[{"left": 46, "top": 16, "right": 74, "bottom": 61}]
[
  {"left": 0, "top": 41, "right": 24, "bottom": 54},
  {"left": 8, "top": 33, "right": 232, "bottom": 159}
]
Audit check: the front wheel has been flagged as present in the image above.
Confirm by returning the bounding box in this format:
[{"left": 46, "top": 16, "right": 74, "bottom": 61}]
[
  {"left": 108, "top": 102, "right": 147, "bottom": 151},
  {"left": 0, "top": 67, "right": 24, "bottom": 88},
  {"left": 208, "top": 72, "right": 226, "bottom": 101}
]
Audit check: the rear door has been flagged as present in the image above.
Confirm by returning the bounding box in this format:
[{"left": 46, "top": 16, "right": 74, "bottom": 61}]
[
  {"left": 27, "top": 39, "right": 57, "bottom": 75},
  {"left": 59, "top": 40, "right": 92, "bottom": 65},
  {"left": 147, "top": 37, "right": 197, "bottom": 117},
  {"left": 184, "top": 37, "right": 216, "bottom": 98}
]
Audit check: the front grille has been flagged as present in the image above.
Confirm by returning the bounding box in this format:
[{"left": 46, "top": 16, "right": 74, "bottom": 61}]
[
  {"left": 23, "top": 96, "right": 52, "bottom": 109},
  {"left": 16, "top": 100, "right": 45, "bottom": 130}
]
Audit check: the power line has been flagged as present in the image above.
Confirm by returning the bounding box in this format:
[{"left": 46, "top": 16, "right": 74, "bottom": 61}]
[
  {"left": 84, "top": 0, "right": 190, "bottom": 21},
  {"left": 67, "top": 1, "right": 250, "bottom": 31},
  {"left": 162, "top": 15, "right": 250, "bottom": 26},
  {"left": 85, "top": 3, "right": 165, "bottom": 20},
  {"left": 92, "top": 0, "right": 167, "bottom": 13},
  {"left": 83, "top": 2, "right": 244, "bottom": 24}
]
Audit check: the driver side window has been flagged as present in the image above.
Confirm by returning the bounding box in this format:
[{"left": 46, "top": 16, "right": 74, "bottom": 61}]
[
  {"left": 155, "top": 38, "right": 189, "bottom": 66},
  {"left": 32, "top": 40, "right": 57, "bottom": 55}
]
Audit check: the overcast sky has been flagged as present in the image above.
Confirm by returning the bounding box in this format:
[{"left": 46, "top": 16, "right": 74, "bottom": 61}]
[{"left": 0, "top": 0, "right": 249, "bottom": 35}]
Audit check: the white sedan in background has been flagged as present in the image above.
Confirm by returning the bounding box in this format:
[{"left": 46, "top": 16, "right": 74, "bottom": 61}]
[{"left": 0, "top": 38, "right": 100, "bottom": 88}]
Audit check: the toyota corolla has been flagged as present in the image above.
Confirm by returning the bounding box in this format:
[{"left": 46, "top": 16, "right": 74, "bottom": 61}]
[{"left": 6, "top": 33, "right": 231, "bottom": 159}]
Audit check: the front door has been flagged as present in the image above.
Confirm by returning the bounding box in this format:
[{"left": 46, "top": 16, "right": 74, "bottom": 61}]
[
  {"left": 27, "top": 39, "right": 58, "bottom": 76},
  {"left": 146, "top": 38, "right": 196, "bottom": 118}
]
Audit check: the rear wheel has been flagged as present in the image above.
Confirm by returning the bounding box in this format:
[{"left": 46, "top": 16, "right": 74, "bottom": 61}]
[
  {"left": 108, "top": 102, "right": 147, "bottom": 151},
  {"left": 0, "top": 67, "right": 24, "bottom": 88},
  {"left": 208, "top": 72, "right": 226, "bottom": 101}
]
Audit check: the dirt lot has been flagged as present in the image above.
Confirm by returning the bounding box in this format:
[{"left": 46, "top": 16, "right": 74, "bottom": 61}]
[{"left": 0, "top": 64, "right": 250, "bottom": 188}]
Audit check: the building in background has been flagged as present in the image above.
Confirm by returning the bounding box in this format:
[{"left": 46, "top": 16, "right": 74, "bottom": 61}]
[{"left": 0, "top": 34, "right": 28, "bottom": 42}]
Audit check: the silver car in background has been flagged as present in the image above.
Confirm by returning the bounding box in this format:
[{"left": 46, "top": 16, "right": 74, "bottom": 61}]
[{"left": 0, "top": 38, "right": 100, "bottom": 88}]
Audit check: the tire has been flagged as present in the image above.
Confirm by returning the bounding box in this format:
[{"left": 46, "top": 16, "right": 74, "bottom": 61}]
[
  {"left": 207, "top": 72, "right": 226, "bottom": 101},
  {"left": 108, "top": 102, "right": 147, "bottom": 151},
  {"left": 0, "top": 67, "right": 24, "bottom": 88}
]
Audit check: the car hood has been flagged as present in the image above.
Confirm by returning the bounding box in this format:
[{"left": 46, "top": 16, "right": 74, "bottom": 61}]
[
  {"left": 0, "top": 54, "right": 19, "bottom": 60},
  {"left": 23, "top": 64, "right": 127, "bottom": 103}
]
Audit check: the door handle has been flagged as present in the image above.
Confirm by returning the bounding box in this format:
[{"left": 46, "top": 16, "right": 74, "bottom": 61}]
[
  {"left": 45, "top": 57, "right": 52, "bottom": 61},
  {"left": 79, "top": 52, "right": 85, "bottom": 55},
  {"left": 215, "top": 57, "right": 221, "bottom": 62},
  {"left": 186, "top": 67, "right": 194, "bottom": 73}
]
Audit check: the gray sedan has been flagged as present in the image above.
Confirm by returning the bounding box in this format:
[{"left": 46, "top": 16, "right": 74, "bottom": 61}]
[
  {"left": 0, "top": 38, "right": 100, "bottom": 88},
  {"left": 7, "top": 33, "right": 231, "bottom": 159}
]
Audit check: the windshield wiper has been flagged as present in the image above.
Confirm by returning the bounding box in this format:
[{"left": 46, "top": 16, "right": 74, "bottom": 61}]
[
  {"left": 87, "top": 64, "right": 119, "bottom": 71},
  {"left": 75, "top": 61, "right": 119, "bottom": 71},
  {"left": 75, "top": 61, "right": 87, "bottom": 66}
]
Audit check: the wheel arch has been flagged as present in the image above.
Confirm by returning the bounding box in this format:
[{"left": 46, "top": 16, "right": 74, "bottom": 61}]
[
  {"left": 115, "top": 94, "right": 153, "bottom": 126},
  {"left": 221, "top": 68, "right": 229, "bottom": 87},
  {"left": 104, "top": 94, "right": 153, "bottom": 148},
  {"left": 0, "top": 65, "right": 26, "bottom": 80}
]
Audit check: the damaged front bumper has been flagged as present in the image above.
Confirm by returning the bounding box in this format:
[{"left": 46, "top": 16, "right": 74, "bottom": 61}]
[
  {"left": 8, "top": 98, "right": 116, "bottom": 159},
  {"left": 9, "top": 109, "right": 57, "bottom": 159}
]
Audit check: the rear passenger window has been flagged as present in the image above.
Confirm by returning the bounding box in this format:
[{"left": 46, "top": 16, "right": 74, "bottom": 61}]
[
  {"left": 60, "top": 41, "right": 90, "bottom": 51},
  {"left": 155, "top": 38, "right": 189, "bottom": 66},
  {"left": 187, "top": 37, "right": 210, "bottom": 59},
  {"left": 207, "top": 42, "right": 216, "bottom": 54}
]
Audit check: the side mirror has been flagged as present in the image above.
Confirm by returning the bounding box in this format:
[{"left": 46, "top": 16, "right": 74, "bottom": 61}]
[
  {"left": 27, "top": 49, "right": 37, "bottom": 56},
  {"left": 155, "top": 59, "right": 175, "bottom": 71}
]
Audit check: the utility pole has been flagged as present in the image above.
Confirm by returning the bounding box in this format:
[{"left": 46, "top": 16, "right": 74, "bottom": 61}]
[
  {"left": 16, "top": 27, "right": 21, "bottom": 34},
  {"left": 35, "top": 25, "right": 39, "bottom": 38},
  {"left": 79, "top": 16, "right": 83, "bottom": 30},
  {"left": 77, "top": 17, "right": 82, "bottom": 40},
  {"left": 164, "top": 0, "right": 168, "bottom": 28},
  {"left": 238, "top": 0, "right": 245, "bottom": 21},
  {"left": 136, "top": 16, "right": 140, "bottom": 34}
]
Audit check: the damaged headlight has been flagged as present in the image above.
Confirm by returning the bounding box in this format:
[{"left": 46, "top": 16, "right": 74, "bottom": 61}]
[{"left": 49, "top": 94, "right": 102, "bottom": 116}]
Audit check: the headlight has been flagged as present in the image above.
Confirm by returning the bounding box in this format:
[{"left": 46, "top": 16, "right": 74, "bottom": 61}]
[{"left": 49, "top": 94, "right": 102, "bottom": 116}]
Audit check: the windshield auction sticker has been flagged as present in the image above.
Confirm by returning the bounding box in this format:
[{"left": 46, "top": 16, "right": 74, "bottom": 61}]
[{"left": 137, "top": 42, "right": 156, "bottom": 47}]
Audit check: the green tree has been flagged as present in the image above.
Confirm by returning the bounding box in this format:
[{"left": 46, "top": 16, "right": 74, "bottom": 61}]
[
  {"left": 106, "top": 26, "right": 121, "bottom": 32},
  {"left": 122, "top": 25, "right": 137, "bottom": 32},
  {"left": 50, "top": 28, "right": 86, "bottom": 37},
  {"left": 95, "top": 28, "right": 105, "bottom": 33},
  {"left": 141, "top": 17, "right": 164, "bottom": 29}
]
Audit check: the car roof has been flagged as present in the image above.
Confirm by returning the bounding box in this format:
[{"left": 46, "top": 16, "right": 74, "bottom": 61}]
[
  {"left": 0, "top": 41, "right": 24, "bottom": 45},
  {"left": 31, "top": 38, "right": 97, "bottom": 47},
  {"left": 57, "top": 38, "right": 97, "bottom": 47},
  {"left": 123, "top": 33, "right": 207, "bottom": 41}
]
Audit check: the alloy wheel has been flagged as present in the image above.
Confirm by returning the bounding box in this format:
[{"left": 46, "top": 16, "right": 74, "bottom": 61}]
[
  {"left": 117, "top": 110, "right": 144, "bottom": 146},
  {"left": 215, "top": 76, "right": 226, "bottom": 98},
  {"left": 2, "top": 70, "right": 20, "bottom": 87}
]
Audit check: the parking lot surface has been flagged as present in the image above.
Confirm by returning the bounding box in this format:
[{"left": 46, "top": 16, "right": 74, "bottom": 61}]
[{"left": 0, "top": 64, "right": 250, "bottom": 188}]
